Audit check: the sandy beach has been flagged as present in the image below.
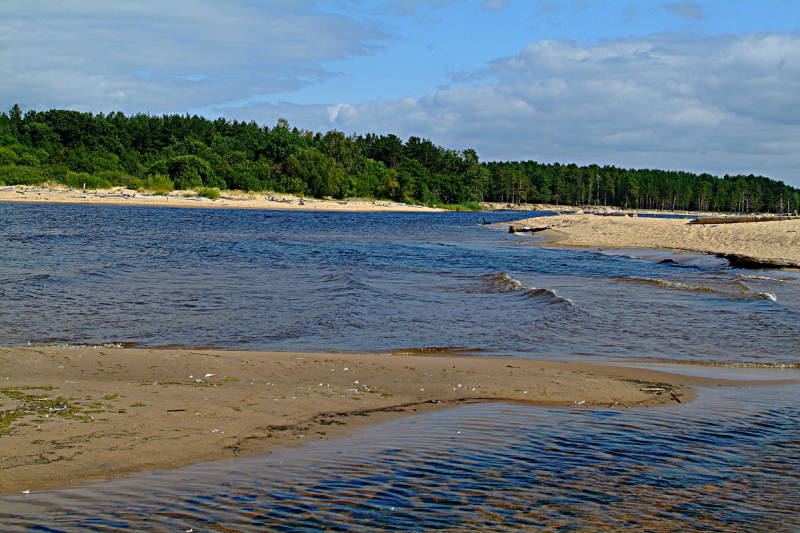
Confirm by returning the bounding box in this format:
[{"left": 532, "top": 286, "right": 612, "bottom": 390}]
[
  {"left": 0, "top": 186, "right": 443, "bottom": 213},
  {"left": 2, "top": 346, "right": 787, "bottom": 495},
  {"left": 511, "top": 214, "right": 800, "bottom": 268}
]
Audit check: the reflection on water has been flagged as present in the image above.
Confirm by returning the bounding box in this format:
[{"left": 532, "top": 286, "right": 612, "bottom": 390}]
[
  {"left": 1, "top": 204, "right": 798, "bottom": 364},
  {"left": 1, "top": 382, "right": 798, "bottom": 531}
]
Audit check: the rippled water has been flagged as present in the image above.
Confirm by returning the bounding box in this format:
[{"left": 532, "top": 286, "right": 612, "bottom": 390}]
[
  {"left": 1, "top": 381, "right": 798, "bottom": 532},
  {"left": 1, "top": 203, "right": 798, "bottom": 363},
  {"left": 2, "top": 203, "right": 799, "bottom": 531}
]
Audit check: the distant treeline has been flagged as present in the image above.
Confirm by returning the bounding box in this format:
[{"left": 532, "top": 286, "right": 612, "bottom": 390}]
[{"left": 1, "top": 105, "right": 798, "bottom": 213}]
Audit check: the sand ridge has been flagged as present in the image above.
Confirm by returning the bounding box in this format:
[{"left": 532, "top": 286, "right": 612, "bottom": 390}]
[
  {"left": 0, "top": 346, "right": 768, "bottom": 495},
  {"left": 510, "top": 214, "right": 800, "bottom": 268}
]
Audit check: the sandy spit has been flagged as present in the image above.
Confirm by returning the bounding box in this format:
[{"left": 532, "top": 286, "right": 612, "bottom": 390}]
[
  {"left": 1, "top": 346, "right": 781, "bottom": 494},
  {"left": 511, "top": 214, "right": 800, "bottom": 268},
  {"left": 0, "top": 186, "right": 443, "bottom": 213}
]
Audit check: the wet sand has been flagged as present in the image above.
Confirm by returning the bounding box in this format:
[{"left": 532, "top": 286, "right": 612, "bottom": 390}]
[
  {"left": 511, "top": 214, "right": 800, "bottom": 268},
  {"left": 2, "top": 346, "right": 787, "bottom": 495},
  {"left": 0, "top": 186, "right": 442, "bottom": 213}
]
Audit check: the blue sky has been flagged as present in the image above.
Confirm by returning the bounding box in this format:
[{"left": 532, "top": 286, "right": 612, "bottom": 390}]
[{"left": 1, "top": 1, "right": 799, "bottom": 185}]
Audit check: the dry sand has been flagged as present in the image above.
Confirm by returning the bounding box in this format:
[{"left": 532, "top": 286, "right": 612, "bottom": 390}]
[
  {"left": 2, "top": 346, "right": 785, "bottom": 495},
  {"left": 0, "top": 186, "right": 442, "bottom": 213},
  {"left": 511, "top": 214, "right": 800, "bottom": 268}
]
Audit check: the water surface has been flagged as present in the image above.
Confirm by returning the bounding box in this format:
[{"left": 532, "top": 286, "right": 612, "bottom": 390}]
[
  {"left": 2, "top": 203, "right": 799, "bottom": 531},
  {"left": 2, "top": 203, "right": 797, "bottom": 364}
]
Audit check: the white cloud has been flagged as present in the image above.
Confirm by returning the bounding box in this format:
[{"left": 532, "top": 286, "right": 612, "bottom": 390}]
[
  {"left": 0, "top": 0, "right": 387, "bottom": 113},
  {"left": 244, "top": 33, "right": 800, "bottom": 185}
]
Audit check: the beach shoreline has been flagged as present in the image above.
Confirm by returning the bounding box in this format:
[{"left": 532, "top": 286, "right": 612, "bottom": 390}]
[
  {"left": 0, "top": 186, "right": 444, "bottom": 213},
  {"left": 2, "top": 346, "right": 788, "bottom": 495},
  {"left": 508, "top": 214, "right": 800, "bottom": 269}
]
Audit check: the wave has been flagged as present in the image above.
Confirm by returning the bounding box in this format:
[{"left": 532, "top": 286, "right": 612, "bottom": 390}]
[
  {"left": 475, "top": 273, "right": 577, "bottom": 307},
  {"left": 616, "top": 277, "right": 716, "bottom": 293},
  {"left": 737, "top": 274, "right": 794, "bottom": 284},
  {"left": 729, "top": 280, "right": 750, "bottom": 290},
  {"left": 480, "top": 273, "right": 528, "bottom": 293},
  {"left": 755, "top": 292, "right": 777, "bottom": 302},
  {"left": 617, "top": 276, "right": 781, "bottom": 304}
]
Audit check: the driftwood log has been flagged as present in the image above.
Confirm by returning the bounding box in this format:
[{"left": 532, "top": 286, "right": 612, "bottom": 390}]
[
  {"left": 509, "top": 225, "right": 551, "bottom": 234},
  {"left": 689, "top": 215, "right": 799, "bottom": 225}
]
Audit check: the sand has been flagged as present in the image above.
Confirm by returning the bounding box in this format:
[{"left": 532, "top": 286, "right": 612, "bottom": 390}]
[
  {"left": 3, "top": 346, "right": 787, "bottom": 495},
  {"left": 0, "top": 186, "right": 443, "bottom": 213},
  {"left": 510, "top": 214, "right": 800, "bottom": 268}
]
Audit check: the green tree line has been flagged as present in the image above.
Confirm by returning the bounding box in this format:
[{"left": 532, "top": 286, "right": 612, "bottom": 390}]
[{"left": 1, "top": 105, "right": 797, "bottom": 213}]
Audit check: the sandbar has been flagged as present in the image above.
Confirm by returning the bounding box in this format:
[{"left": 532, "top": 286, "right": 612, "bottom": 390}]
[{"left": 511, "top": 214, "right": 800, "bottom": 268}]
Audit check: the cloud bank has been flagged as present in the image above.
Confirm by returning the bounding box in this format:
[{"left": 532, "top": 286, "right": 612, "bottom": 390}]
[
  {"left": 0, "top": 0, "right": 386, "bottom": 112},
  {"left": 249, "top": 33, "right": 800, "bottom": 183}
]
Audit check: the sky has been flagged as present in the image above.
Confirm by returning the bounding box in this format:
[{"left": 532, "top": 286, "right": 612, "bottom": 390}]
[{"left": 1, "top": 0, "right": 799, "bottom": 185}]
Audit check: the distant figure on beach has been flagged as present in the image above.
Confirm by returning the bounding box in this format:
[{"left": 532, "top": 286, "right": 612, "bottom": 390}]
[{"left": 82, "top": 183, "right": 86, "bottom": 193}]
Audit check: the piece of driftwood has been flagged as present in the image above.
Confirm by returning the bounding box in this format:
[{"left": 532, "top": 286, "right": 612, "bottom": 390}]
[
  {"left": 689, "top": 215, "right": 798, "bottom": 225},
  {"left": 508, "top": 225, "right": 551, "bottom": 234}
]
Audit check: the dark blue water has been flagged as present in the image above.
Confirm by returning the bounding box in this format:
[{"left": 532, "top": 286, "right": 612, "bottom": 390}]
[{"left": 1, "top": 203, "right": 798, "bottom": 363}]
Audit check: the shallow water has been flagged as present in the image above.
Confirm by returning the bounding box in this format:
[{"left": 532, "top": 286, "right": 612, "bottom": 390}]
[
  {"left": 1, "top": 203, "right": 798, "bottom": 364},
  {"left": 1, "top": 379, "right": 798, "bottom": 532}
]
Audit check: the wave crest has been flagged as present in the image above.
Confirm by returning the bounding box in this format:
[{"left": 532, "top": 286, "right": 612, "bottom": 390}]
[
  {"left": 477, "top": 273, "right": 577, "bottom": 307},
  {"left": 737, "top": 274, "right": 794, "bottom": 284},
  {"left": 616, "top": 277, "right": 716, "bottom": 293}
]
